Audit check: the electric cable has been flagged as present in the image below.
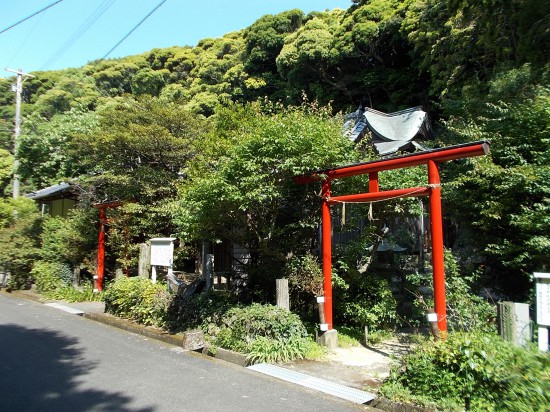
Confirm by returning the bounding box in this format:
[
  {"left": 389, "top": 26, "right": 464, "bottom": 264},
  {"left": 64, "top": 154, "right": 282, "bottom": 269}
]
[
  {"left": 41, "top": 0, "right": 116, "bottom": 70},
  {"left": 0, "top": 0, "right": 65, "bottom": 35},
  {"left": 101, "top": 0, "right": 168, "bottom": 60}
]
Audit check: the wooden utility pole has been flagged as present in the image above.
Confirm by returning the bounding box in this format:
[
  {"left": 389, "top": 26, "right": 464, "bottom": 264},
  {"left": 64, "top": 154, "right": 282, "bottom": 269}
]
[{"left": 5, "top": 68, "right": 34, "bottom": 198}]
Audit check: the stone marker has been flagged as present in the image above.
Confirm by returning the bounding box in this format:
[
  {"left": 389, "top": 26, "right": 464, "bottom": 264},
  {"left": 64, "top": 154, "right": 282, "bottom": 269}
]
[{"left": 182, "top": 329, "right": 205, "bottom": 351}]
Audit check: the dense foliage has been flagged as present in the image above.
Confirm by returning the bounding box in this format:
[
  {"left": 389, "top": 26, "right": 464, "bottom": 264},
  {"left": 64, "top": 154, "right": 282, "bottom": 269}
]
[
  {"left": 0, "top": 198, "right": 41, "bottom": 289},
  {"left": 1, "top": 3, "right": 547, "bottom": 403},
  {"left": 104, "top": 278, "right": 310, "bottom": 364},
  {"left": 382, "top": 332, "right": 550, "bottom": 411},
  {"left": 216, "top": 303, "right": 310, "bottom": 364}
]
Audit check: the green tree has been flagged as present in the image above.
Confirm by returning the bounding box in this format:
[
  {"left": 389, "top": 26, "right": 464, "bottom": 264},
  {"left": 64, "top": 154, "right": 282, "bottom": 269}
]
[
  {"left": 177, "top": 101, "right": 357, "bottom": 298},
  {"left": 70, "top": 95, "right": 206, "bottom": 203},
  {"left": 401, "top": 0, "right": 550, "bottom": 98},
  {"left": 87, "top": 58, "right": 147, "bottom": 96},
  {"left": 68, "top": 95, "right": 208, "bottom": 269},
  {"left": 17, "top": 108, "right": 99, "bottom": 190},
  {"left": 0, "top": 148, "right": 13, "bottom": 194},
  {"left": 131, "top": 68, "right": 168, "bottom": 96},
  {"left": 443, "top": 67, "right": 549, "bottom": 297}
]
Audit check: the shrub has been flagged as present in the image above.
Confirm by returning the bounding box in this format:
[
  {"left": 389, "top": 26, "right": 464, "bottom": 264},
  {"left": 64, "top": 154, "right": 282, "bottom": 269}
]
[
  {"left": 407, "top": 250, "right": 496, "bottom": 333},
  {"left": 0, "top": 198, "right": 42, "bottom": 289},
  {"left": 39, "top": 211, "right": 98, "bottom": 273},
  {"left": 104, "top": 277, "right": 169, "bottom": 327},
  {"left": 215, "top": 303, "right": 310, "bottom": 364},
  {"left": 286, "top": 252, "right": 324, "bottom": 296},
  {"left": 334, "top": 274, "right": 398, "bottom": 331},
  {"left": 381, "top": 332, "right": 550, "bottom": 411},
  {"left": 32, "top": 261, "right": 68, "bottom": 293},
  {"left": 42, "top": 282, "right": 102, "bottom": 302},
  {"left": 164, "top": 291, "right": 237, "bottom": 333}
]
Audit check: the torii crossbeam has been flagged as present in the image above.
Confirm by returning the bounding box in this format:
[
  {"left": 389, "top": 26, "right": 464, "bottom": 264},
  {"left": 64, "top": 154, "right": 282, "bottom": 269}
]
[{"left": 295, "top": 141, "right": 490, "bottom": 335}]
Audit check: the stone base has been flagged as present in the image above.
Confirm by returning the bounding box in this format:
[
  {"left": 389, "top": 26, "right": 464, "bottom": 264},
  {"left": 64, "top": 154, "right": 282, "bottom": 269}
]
[{"left": 316, "top": 329, "right": 338, "bottom": 349}]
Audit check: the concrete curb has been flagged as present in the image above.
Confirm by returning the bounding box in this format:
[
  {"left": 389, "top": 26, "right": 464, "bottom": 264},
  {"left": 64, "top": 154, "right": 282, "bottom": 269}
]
[
  {"left": 200, "top": 346, "right": 248, "bottom": 367},
  {"left": 83, "top": 312, "right": 184, "bottom": 347}
]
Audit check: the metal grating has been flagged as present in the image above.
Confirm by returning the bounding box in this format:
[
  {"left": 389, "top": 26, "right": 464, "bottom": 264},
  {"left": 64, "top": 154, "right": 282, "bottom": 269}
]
[{"left": 247, "top": 363, "right": 376, "bottom": 404}]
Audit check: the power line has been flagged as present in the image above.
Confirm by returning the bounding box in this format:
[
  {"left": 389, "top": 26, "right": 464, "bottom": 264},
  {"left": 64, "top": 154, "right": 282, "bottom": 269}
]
[
  {"left": 101, "top": 0, "right": 168, "bottom": 60},
  {"left": 0, "top": 0, "right": 65, "bottom": 35},
  {"left": 41, "top": 0, "right": 116, "bottom": 70}
]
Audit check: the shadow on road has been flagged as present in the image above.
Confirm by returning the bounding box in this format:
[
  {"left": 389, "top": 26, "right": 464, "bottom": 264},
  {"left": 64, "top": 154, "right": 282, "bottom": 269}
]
[{"left": 0, "top": 324, "right": 153, "bottom": 411}]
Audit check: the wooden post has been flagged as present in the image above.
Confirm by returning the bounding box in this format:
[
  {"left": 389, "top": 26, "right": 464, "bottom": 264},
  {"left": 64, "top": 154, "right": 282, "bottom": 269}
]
[{"left": 276, "top": 279, "right": 290, "bottom": 310}]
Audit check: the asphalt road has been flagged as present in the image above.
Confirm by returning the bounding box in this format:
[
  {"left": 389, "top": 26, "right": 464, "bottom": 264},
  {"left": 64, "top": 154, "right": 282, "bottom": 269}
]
[{"left": 0, "top": 293, "right": 368, "bottom": 412}]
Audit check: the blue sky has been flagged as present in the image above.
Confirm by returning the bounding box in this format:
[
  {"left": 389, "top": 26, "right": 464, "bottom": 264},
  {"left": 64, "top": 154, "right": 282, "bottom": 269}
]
[{"left": 1, "top": 0, "right": 351, "bottom": 78}]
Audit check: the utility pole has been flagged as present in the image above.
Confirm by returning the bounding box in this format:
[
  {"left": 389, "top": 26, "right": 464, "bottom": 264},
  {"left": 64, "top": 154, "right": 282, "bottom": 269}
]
[{"left": 5, "top": 68, "right": 34, "bottom": 198}]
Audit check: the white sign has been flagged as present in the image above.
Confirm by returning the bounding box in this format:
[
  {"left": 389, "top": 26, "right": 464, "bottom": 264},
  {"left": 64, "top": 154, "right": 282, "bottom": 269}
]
[
  {"left": 150, "top": 238, "right": 176, "bottom": 267},
  {"left": 534, "top": 273, "right": 550, "bottom": 327}
]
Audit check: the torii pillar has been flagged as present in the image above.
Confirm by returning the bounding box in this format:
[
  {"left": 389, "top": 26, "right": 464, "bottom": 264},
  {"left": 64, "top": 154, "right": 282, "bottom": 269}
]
[{"left": 92, "top": 201, "right": 122, "bottom": 292}]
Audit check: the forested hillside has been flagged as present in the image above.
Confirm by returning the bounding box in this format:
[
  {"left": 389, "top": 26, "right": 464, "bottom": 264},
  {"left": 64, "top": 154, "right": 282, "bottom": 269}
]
[{"left": 1, "top": 0, "right": 548, "bottom": 300}]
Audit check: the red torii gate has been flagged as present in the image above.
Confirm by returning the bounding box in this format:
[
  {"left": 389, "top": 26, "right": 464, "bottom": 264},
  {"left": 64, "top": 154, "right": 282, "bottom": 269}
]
[
  {"left": 295, "top": 141, "right": 490, "bottom": 335},
  {"left": 92, "top": 201, "right": 123, "bottom": 292}
]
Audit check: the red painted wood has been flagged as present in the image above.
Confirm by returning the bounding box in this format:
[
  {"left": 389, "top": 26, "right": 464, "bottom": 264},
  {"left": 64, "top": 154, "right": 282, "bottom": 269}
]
[
  {"left": 428, "top": 160, "right": 447, "bottom": 334},
  {"left": 321, "top": 180, "right": 333, "bottom": 329},
  {"left": 328, "top": 187, "right": 429, "bottom": 204},
  {"left": 96, "top": 208, "right": 106, "bottom": 291}
]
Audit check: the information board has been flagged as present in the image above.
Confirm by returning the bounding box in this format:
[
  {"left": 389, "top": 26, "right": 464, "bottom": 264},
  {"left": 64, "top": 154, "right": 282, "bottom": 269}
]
[{"left": 150, "top": 238, "right": 176, "bottom": 267}]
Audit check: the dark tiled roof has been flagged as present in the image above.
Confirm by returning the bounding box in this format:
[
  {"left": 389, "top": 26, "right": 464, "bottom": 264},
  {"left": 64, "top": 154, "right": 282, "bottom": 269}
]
[{"left": 26, "top": 182, "right": 75, "bottom": 201}]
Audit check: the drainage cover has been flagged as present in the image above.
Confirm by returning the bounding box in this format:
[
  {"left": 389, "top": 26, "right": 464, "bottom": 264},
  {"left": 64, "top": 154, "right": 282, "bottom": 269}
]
[
  {"left": 45, "top": 302, "right": 84, "bottom": 315},
  {"left": 247, "top": 363, "right": 376, "bottom": 404}
]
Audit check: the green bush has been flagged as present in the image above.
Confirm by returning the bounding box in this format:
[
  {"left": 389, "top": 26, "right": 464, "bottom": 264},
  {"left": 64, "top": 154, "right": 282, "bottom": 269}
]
[
  {"left": 39, "top": 211, "right": 98, "bottom": 273},
  {"left": 42, "top": 282, "right": 102, "bottom": 302},
  {"left": 334, "top": 274, "right": 398, "bottom": 331},
  {"left": 104, "top": 277, "right": 169, "bottom": 327},
  {"left": 381, "top": 332, "right": 550, "bottom": 411},
  {"left": 0, "top": 198, "right": 42, "bottom": 289},
  {"left": 32, "top": 261, "right": 68, "bottom": 293},
  {"left": 32, "top": 260, "right": 101, "bottom": 302},
  {"left": 407, "top": 250, "right": 496, "bottom": 333},
  {"left": 216, "top": 303, "right": 310, "bottom": 364},
  {"left": 165, "top": 291, "right": 237, "bottom": 333}
]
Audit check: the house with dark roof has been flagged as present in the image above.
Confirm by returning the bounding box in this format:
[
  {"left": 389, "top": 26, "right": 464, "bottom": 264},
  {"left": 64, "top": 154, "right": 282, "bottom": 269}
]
[{"left": 26, "top": 182, "right": 78, "bottom": 217}]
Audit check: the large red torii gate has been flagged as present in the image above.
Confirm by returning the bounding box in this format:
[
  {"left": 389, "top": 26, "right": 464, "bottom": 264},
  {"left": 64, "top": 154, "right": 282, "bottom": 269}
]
[{"left": 295, "top": 141, "right": 490, "bottom": 335}]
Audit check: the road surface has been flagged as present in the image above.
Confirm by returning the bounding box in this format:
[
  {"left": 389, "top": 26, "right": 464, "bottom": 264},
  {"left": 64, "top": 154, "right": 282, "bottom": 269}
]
[{"left": 0, "top": 293, "right": 369, "bottom": 411}]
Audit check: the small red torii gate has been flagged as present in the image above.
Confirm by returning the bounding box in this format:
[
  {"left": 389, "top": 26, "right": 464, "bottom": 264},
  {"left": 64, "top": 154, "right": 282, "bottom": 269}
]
[
  {"left": 295, "top": 141, "right": 490, "bottom": 335},
  {"left": 92, "top": 201, "right": 123, "bottom": 292}
]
